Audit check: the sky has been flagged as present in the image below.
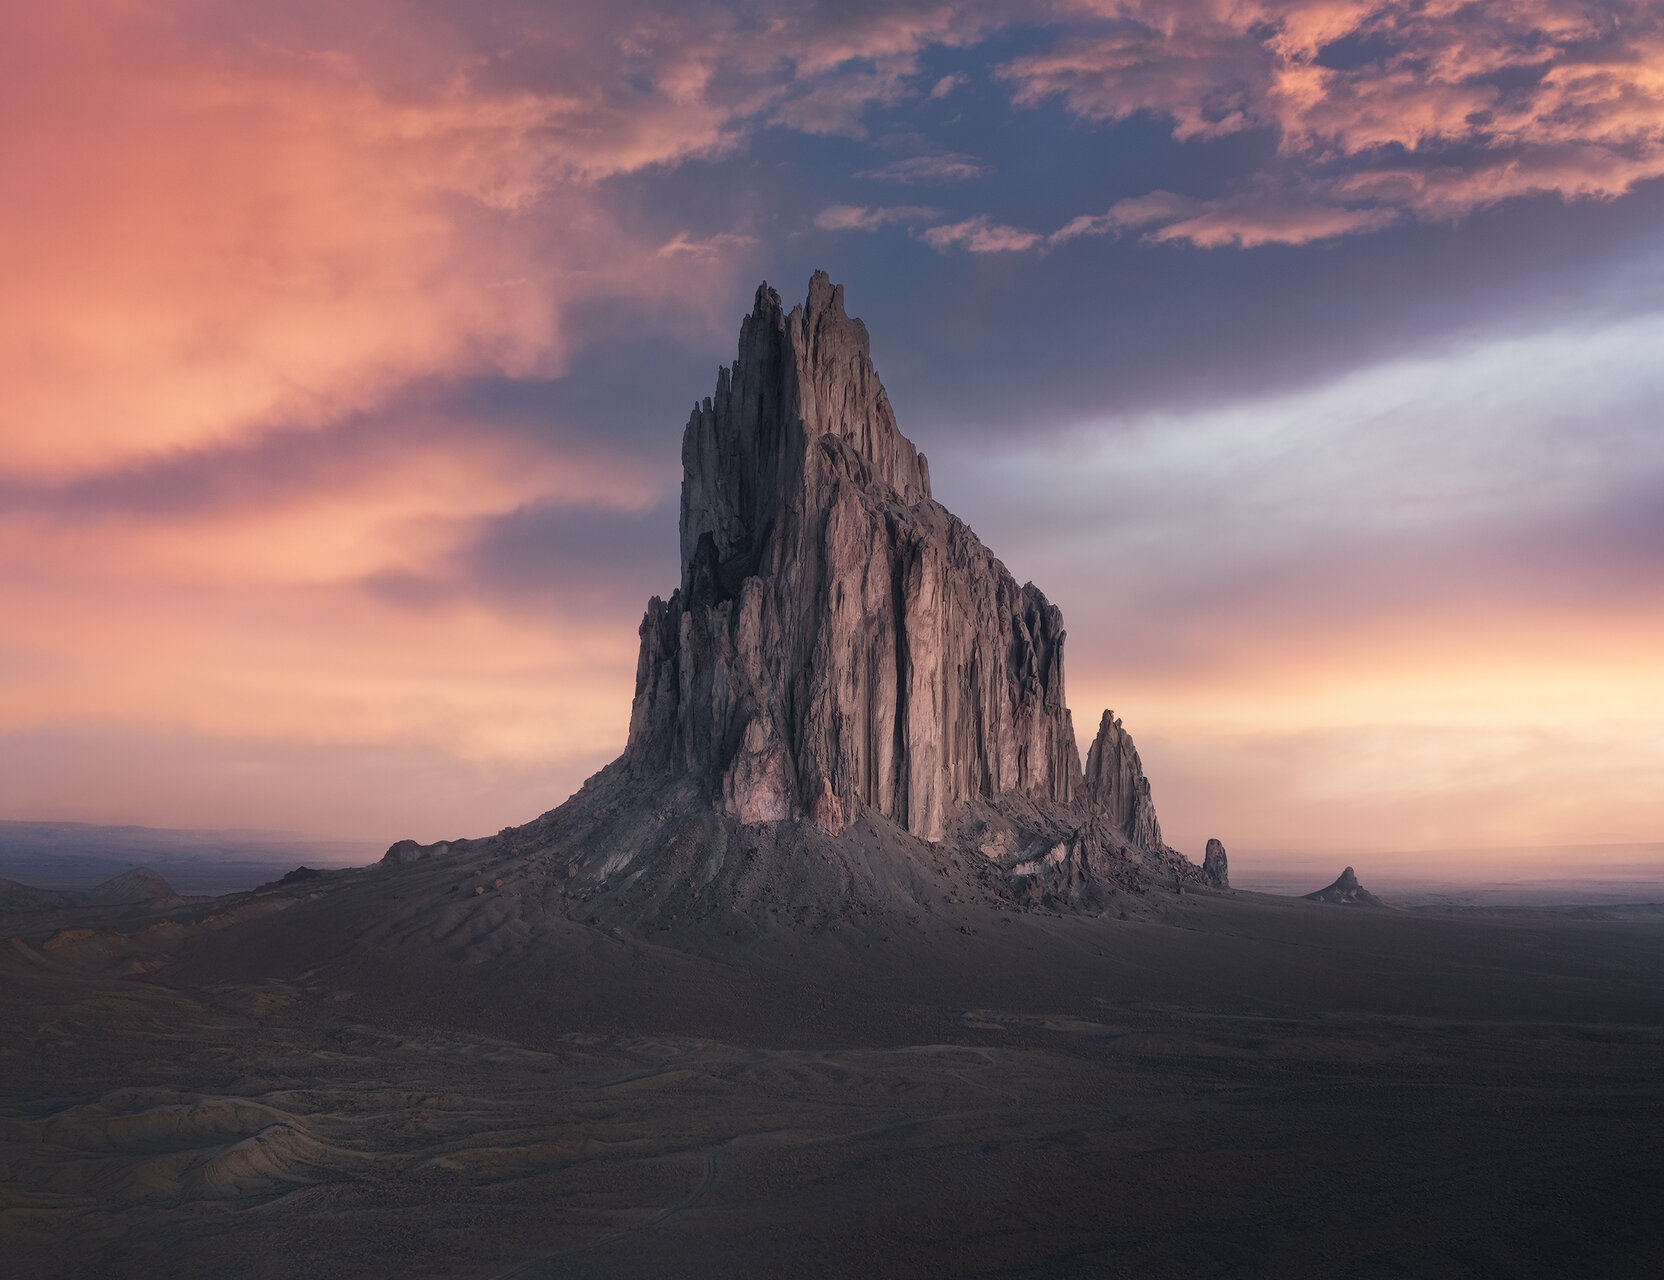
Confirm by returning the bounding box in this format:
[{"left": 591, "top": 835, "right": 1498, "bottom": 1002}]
[{"left": 2, "top": 0, "right": 1661, "bottom": 867}]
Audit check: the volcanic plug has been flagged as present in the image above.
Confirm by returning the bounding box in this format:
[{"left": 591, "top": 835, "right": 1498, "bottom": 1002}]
[{"left": 388, "top": 273, "right": 1211, "bottom": 916}]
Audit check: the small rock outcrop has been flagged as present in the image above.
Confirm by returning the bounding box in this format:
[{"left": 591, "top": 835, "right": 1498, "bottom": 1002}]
[
  {"left": 1303, "top": 866, "right": 1386, "bottom": 908},
  {"left": 387, "top": 273, "right": 1208, "bottom": 915},
  {"left": 1202, "top": 839, "right": 1229, "bottom": 889}
]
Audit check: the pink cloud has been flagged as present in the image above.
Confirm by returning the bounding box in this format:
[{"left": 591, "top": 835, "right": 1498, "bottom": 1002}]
[
  {"left": 920, "top": 216, "right": 1046, "bottom": 252},
  {"left": 1005, "top": 20, "right": 1272, "bottom": 141},
  {"left": 1005, "top": 1, "right": 1664, "bottom": 227},
  {"left": 815, "top": 204, "right": 944, "bottom": 231},
  {"left": 924, "top": 185, "right": 1390, "bottom": 253},
  {"left": 0, "top": 1, "right": 1019, "bottom": 483},
  {"left": 0, "top": 0, "right": 1030, "bottom": 835},
  {"left": 1143, "top": 194, "right": 1398, "bottom": 247},
  {"left": 1051, "top": 190, "right": 1205, "bottom": 242}
]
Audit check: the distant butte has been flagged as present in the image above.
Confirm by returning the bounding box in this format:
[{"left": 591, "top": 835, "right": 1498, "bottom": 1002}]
[
  {"left": 1303, "top": 866, "right": 1388, "bottom": 908},
  {"left": 386, "top": 273, "right": 1217, "bottom": 922}
]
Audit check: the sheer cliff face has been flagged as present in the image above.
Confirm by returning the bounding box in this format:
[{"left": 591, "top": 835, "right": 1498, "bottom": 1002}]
[{"left": 627, "top": 274, "right": 1148, "bottom": 848}]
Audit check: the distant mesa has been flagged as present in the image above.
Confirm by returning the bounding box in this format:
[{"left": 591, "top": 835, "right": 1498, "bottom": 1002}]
[
  {"left": 1303, "top": 866, "right": 1387, "bottom": 908},
  {"left": 385, "top": 273, "right": 1217, "bottom": 918}
]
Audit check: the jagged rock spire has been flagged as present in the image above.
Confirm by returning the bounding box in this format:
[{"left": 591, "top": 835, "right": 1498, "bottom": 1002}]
[
  {"left": 626, "top": 274, "right": 1166, "bottom": 851},
  {"left": 678, "top": 274, "right": 929, "bottom": 601},
  {"left": 1083, "top": 710, "right": 1163, "bottom": 850}
]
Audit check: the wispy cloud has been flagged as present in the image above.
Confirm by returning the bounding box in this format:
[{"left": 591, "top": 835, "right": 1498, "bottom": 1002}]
[
  {"left": 814, "top": 203, "right": 944, "bottom": 231},
  {"left": 922, "top": 186, "right": 1394, "bottom": 252},
  {"left": 928, "top": 72, "right": 969, "bottom": 100},
  {"left": 920, "top": 215, "right": 1045, "bottom": 252},
  {"left": 856, "top": 151, "right": 993, "bottom": 182},
  {"left": 657, "top": 230, "right": 759, "bottom": 261}
]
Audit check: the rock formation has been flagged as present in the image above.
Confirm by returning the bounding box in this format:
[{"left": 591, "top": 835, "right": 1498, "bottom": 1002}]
[
  {"left": 1303, "top": 866, "right": 1386, "bottom": 908},
  {"left": 627, "top": 274, "right": 1082, "bottom": 843},
  {"left": 388, "top": 273, "right": 1211, "bottom": 915},
  {"left": 1202, "top": 839, "right": 1229, "bottom": 889}
]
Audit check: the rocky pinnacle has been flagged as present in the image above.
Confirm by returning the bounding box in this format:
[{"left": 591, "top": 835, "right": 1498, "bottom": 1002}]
[
  {"left": 625, "top": 273, "right": 1175, "bottom": 856},
  {"left": 1203, "top": 839, "right": 1230, "bottom": 889}
]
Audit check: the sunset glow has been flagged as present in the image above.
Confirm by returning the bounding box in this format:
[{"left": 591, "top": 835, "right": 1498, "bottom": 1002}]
[{"left": 3, "top": 0, "right": 1659, "bottom": 865}]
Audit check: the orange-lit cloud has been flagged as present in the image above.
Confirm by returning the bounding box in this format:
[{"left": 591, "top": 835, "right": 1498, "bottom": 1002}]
[
  {"left": 0, "top": 1, "right": 996, "bottom": 481},
  {"left": 979, "top": 0, "right": 1664, "bottom": 247},
  {"left": 0, "top": 0, "right": 990, "bottom": 838}
]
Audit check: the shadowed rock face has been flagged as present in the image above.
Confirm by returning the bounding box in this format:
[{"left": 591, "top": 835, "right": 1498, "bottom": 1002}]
[{"left": 627, "top": 273, "right": 1134, "bottom": 845}]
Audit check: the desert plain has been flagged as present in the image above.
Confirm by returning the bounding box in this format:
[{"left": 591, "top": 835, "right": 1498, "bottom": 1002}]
[{"left": 4, "top": 854, "right": 1662, "bottom": 1279}]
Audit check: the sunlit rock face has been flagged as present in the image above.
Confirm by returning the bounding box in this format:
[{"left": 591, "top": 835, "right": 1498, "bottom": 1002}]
[
  {"left": 626, "top": 273, "right": 1163, "bottom": 848},
  {"left": 1082, "top": 710, "right": 1164, "bottom": 852}
]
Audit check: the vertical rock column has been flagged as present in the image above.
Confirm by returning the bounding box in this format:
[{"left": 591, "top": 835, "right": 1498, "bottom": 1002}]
[{"left": 624, "top": 273, "right": 1116, "bottom": 845}]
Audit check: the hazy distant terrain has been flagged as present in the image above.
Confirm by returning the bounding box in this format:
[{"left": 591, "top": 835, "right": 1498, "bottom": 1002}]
[
  {"left": 0, "top": 821, "right": 378, "bottom": 895},
  {"left": 1231, "top": 842, "right": 1664, "bottom": 910},
  {"left": 7, "top": 818, "right": 1660, "bottom": 911}
]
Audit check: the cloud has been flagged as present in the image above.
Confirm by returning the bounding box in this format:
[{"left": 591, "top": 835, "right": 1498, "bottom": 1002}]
[
  {"left": 940, "top": 306, "right": 1664, "bottom": 850},
  {"left": 1003, "top": 0, "right": 1664, "bottom": 231},
  {"left": 856, "top": 151, "right": 993, "bottom": 182},
  {"left": 0, "top": 396, "right": 667, "bottom": 841},
  {"left": 923, "top": 186, "right": 1392, "bottom": 252},
  {"left": 0, "top": 0, "right": 1036, "bottom": 837},
  {"left": 1140, "top": 194, "right": 1398, "bottom": 247},
  {"left": 657, "top": 230, "right": 760, "bottom": 261},
  {"left": 1005, "top": 14, "right": 1271, "bottom": 140},
  {"left": 0, "top": 0, "right": 1016, "bottom": 483},
  {"left": 7, "top": 0, "right": 1660, "bottom": 855},
  {"left": 919, "top": 215, "right": 1045, "bottom": 252},
  {"left": 815, "top": 203, "right": 944, "bottom": 231},
  {"left": 928, "top": 72, "right": 970, "bottom": 100},
  {"left": 763, "top": 3, "right": 1004, "bottom": 135},
  {"left": 0, "top": 4, "right": 751, "bottom": 484}
]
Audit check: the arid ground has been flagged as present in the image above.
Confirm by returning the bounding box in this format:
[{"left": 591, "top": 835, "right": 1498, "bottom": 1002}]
[{"left": 4, "top": 873, "right": 1661, "bottom": 1279}]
